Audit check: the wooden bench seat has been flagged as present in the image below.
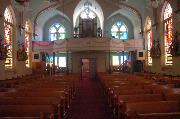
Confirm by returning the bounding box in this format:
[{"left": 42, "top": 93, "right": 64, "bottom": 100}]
[
  {"left": 0, "top": 97, "right": 61, "bottom": 105},
  {"left": 0, "top": 117, "right": 39, "bottom": 119},
  {"left": 4, "top": 91, "right": 66, "bottom": 98},
  {"left": 116, "top": 94, "right": 163, "bottom": 119},
  {"left": 124, "top": 101, "right": 180, "bottom": 119},
  {"left": 98, "top": 72, "right": 180, "bottom": 119},
  {"left": 0, "top": 97, "right": 64, "bottom": 119},
  {"left": 0, "top": 105, "right": 59, "bottom": 119},
  {"left": 165, "top": 93, "right": 180, "bottom": 101},
  {"left": 118, "top": 94, "right": 163, "bottom": 105},
  {"left": 3, "top": 91, "right": 69, "bottom": 115},
  {"left": 112, "top": 88, "right": 152, "bottom": 95}
]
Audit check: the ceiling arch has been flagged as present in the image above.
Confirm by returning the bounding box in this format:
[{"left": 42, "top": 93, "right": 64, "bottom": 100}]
[
  {"left": 107, "top": 7, "right": 141, "bottom": 29},
  {"left": 107, "top": 6, "right": 142, "bottom": 39},
  {"left": 36, "top": 8, "right": 71, "bottom": 28},
  {"left": 35, "top": 8, "right": 71, "bottom": 41}
]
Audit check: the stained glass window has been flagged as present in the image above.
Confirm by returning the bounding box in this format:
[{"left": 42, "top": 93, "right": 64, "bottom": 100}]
[
  {"left": 4, "top": 7, "right": 13, "bottom": 69},
  {"left": 49, "top": 23, "right": 66, "bottom": 41},
  {"left": 25, "top": 21, "right": 31, "bottom": 67},
  {"left": 164, "top": 3, "right": 173, "bottom": 65},
  {"left": 164, "top": 3, "right": 172, "bottom": 20},
  {"left": 80, "top": 9, "right": 96, "bottom": 19},
  {"left": 145, "top": 18, "right": 152, "bottom": 65},
  {"left": 111, "top": 21, "right": 128, "bottom": 40},
  {"left": 80, "top": 1, "right": 96, "bottom": 19}
]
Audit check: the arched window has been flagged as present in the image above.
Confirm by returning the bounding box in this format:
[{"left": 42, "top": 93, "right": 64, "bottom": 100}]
[
  {"left": 25, "top": 21, "right": 31, "bottom": 67},
  {"left": 49, "top": 23, "right": 66, "bottom": 41},
  {"left": 164, "top": 3, "right": 173, "bottom": 65},
  {"left": 111, "top": 21, "right": 128, "bottom": 40},
  {"left": 80, "top": 9, "right": 96, "bottom": 19},
  {"left": 4, "top": 7, "right": 13, "bottom": 69},
  {"left": 145, "top": 17, "right": 152, "bottom": 65},
  {"left": 80, "top": 1, "right": 96, "bottom": 19}
]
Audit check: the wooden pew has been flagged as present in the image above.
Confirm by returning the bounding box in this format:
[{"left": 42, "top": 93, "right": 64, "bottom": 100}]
[
  {"left": 98, "top": 72, "right": 180, "bottom": 119},
  {"left": 164, "top": 93, "right": 180, "bottom": 101},
  {"left": 117, "top": 94, "right": 164, "bottom": 118},
  {"left": 124, "top": 101, "right": 180, "bottom": 119},
  {"left": 0, "top": 97, "right": 64, "bottom": 119},
  {"left": 118, "top": 94, "right": 163, "bottom": 107},
  {"left": 0, "top": 105, "right": 59, "bottom": 119},
  {"left": 0, "top": 97, "right": 60, "bottom": 105},
  {"left": 0, "top": 74, "right": 80, "bottom": 119}
]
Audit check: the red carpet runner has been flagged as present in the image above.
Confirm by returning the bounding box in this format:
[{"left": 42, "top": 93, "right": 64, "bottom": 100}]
[{"left": 66, "top": 79, "right": 112, "bottom": 119}]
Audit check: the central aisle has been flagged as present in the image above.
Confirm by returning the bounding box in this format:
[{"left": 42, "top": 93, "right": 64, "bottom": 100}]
[{"left": 66, "top": 79, "right": 112, "bottom": 119}]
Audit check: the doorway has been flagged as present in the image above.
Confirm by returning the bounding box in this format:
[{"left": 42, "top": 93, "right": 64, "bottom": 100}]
[
  {"left": 82, "top": 59, "right": 90, "bottom": 80},
  {"left": 81, "top": 58, "right": 97, "bottom": 80}
]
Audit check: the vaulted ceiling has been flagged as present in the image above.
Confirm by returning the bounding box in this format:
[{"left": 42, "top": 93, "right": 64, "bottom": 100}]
[{"left": 26, "top": 0, "right": 152, "bottom": 22}]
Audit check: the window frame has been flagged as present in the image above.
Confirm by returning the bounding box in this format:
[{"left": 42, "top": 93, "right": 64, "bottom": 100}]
[
  {"left": 49, "top": 23, "right": 66, "bottom": 41},
  {"left": 111, "top": 21, "right": 128, "bottom": 40}
]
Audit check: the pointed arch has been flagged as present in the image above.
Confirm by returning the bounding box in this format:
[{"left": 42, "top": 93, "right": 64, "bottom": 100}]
[
  {"left": 73, "top": 0, "right": 104, "bottom": 29},
  {"left": 4, "top": 6, "right": 16, "bottom": 69},
  {"left": 35, "top": 9, "right": 71, "bottom": 41}
]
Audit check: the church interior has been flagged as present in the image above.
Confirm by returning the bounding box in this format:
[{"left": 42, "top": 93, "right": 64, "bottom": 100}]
[{"left": 0, "top": 0, "right": 180, "bottom": 118}]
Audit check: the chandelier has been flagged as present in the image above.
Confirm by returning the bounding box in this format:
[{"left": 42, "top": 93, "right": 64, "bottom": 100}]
[{"left": 150, "top": 0, "right": 164, "bottom": 8}]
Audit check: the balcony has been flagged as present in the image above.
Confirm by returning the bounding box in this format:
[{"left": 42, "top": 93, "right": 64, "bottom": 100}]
[{"left": 32, "top": 37, "right": 143, "bottom": 52}]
